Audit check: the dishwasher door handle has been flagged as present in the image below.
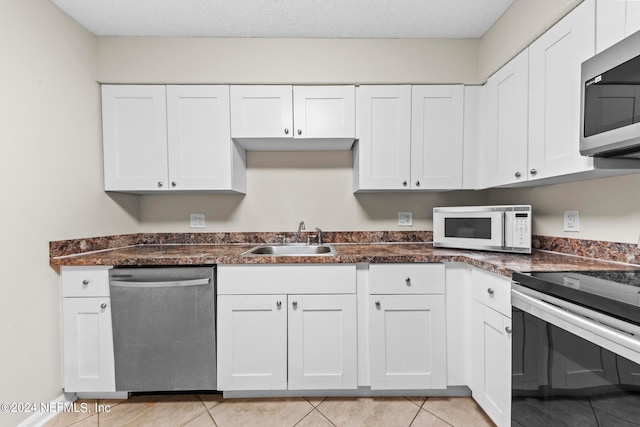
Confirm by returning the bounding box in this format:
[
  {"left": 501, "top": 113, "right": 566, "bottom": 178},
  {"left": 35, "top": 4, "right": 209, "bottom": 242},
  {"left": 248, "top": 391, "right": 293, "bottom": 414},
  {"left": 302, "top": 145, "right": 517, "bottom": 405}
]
[{"left": 110, "top": 278, "right": 210, "bottom": 288}]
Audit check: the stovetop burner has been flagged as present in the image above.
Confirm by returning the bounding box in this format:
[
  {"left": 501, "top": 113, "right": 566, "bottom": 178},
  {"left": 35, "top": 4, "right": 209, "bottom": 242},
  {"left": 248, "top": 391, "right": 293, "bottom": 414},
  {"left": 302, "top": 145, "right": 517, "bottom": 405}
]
[{"left": 513, "top": 270, "right": 640, "bottom": 326}]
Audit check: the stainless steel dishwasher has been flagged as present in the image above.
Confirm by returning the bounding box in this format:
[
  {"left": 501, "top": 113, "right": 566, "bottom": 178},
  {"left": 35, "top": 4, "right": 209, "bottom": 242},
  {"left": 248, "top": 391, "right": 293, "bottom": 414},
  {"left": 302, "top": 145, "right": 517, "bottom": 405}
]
[{"left": 109, "top": 266, "right": 216, "bottom": 392}]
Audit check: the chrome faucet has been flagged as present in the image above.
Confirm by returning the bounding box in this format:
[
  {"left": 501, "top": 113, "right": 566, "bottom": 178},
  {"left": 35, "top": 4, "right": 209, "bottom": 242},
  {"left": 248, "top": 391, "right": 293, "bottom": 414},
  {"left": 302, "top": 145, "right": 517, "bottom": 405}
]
[
  {"left": 315, "top": 227, "right": 323, "bottom": 245},
  {"left": 294, "top": 221, "right": 306, "bottom": 243}
]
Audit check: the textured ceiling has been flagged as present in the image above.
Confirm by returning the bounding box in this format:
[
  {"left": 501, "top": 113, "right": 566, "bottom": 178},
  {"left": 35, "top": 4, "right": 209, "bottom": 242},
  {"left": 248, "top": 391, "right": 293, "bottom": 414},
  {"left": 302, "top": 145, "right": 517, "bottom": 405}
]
[{"left": 50, "top": 0, "right": 515, "bottom": 38}]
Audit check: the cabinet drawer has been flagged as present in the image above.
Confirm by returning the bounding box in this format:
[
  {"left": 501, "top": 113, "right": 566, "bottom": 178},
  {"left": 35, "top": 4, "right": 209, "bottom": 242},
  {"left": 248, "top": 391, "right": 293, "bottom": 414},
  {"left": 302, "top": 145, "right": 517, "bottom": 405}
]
[
  {"left": 217, "top": 264, "right": 356, "bottom": 295},
  {"left": 369, "top": 263, "right": 444, "bottom": 294},
  {"left": 471, "top": 268, "right": 512, "bottom": 317},
  {"left": 61, "top": 266, "right": 111, "bottom": 297}
]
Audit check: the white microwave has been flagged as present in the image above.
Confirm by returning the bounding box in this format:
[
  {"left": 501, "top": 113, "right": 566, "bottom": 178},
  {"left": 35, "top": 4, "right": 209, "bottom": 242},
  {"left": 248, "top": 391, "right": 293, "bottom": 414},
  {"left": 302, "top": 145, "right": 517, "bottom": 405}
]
[{"left": 433, "top": 205, "right": 531, "bottom": 254}]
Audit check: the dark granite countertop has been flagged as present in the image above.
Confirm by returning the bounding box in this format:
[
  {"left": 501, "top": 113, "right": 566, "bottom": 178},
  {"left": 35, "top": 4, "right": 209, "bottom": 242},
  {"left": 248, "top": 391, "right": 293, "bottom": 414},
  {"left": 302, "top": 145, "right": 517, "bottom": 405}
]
[{"left": 50, "top": 240, "right": 640, "bottom": 278}]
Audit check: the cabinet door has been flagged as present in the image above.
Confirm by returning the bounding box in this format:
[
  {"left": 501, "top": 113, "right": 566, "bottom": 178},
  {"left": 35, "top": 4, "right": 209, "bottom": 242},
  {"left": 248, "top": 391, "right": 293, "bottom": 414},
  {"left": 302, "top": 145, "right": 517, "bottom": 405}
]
[
  {"left": 369, "top": 295, "right": 447, "bottom": 390},
  {"left": 355, "top": 85, "right": 412, "bottom": 190},
  {"left": 596, "top": 0, "right": 640, "bottom": 53},
  {"left": 102, "top": 85, "right": 168, "bottom": 191},
  {"left": 166, "top": 85, "right": 234, "bottom": 191},
  {"left": 472, "top": 301, "right": 512, "bottom": 427},
  {"left": 528, "top": 0, "right": 595, "bottom": 180},
  {"left": 217, "top": 295, "right": 287, "bottom": 391},
  {"left": 293, "top": 86, "right": 355, "bottom": 139},
  {"left": 483, "top": 49, "right": 529, "bottom": 187},
  {"left": 230, "top": 85, "right": 293, "bottom": 139},
  {"left": 411, "top": 85, "right": 464, "bottom": 189},
  {"left": 62, "top": 297, "right": 115, "bottom": 392},
  {"left": 288, "top": 294, "right": 357, "bottom": 390}
]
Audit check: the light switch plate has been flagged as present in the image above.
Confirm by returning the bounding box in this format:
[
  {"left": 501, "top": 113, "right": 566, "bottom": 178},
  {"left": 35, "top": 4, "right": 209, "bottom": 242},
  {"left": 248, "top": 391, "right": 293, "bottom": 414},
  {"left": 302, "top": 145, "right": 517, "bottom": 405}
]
[
  {"left": 398, "top": 212, "right": 413, "bottom": 226},
  {"left": 190, "top": 214, "right": 205, "bottom": 229},
  {"left": 563, "top": 210, "right": 580, "bottom": 232}
]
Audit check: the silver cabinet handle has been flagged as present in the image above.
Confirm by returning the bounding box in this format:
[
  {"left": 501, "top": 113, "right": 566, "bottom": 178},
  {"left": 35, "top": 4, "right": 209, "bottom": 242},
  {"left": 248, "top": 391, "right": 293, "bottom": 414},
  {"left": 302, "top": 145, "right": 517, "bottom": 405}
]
[
  {"left": 415, "top": 181, "right": 420, "bottom": 187},
  {"left": 487, "top": 288, "right": 495, "bottom": 295},
  {"left": 82, "top": 279, "right": 90, "bottom": 286},
  {"left": 157, "top": 181, "right": 163, "bottom": 188},
  {"left": 515, "top": 171, "right": 521, "bottom": 178},
  {"left": 405, "top": 277, "right": 411, "bottom": 285},
  {"left": 375, "top": 301, "right": 381, "bottom": 309},
  {"left": 402, "top": 181, "right": 408, "bottom": 187},
  {"left": 171, "top": 181, "right": 177, "bottom": 187},
  {"left": 100, "top": 303, "right": 107, "bottom": 309},
  {"left": 276, "top": 301, "right": 282, "bottom": 308},
  {"left": 530, "top": 168, "right": 538, "bottom": 176},
  {"left": 292, "top": 301, "right": 298, "bottom": 308},
  {"left": 284, "top": 128, "right": 289, "bottom": 135},
  {"left": 505, "top": 326, "right": 512, "bottom": 334},
  {"left": 297, "top": 129, "right": 302, "bottom": 135}
]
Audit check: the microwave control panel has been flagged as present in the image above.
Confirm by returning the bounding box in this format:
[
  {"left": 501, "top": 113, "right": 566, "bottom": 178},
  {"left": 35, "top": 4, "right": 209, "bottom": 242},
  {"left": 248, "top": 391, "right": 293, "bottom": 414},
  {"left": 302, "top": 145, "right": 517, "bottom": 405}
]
[{"left": 513, "top": 212, "right": 531, "bottom": 249}]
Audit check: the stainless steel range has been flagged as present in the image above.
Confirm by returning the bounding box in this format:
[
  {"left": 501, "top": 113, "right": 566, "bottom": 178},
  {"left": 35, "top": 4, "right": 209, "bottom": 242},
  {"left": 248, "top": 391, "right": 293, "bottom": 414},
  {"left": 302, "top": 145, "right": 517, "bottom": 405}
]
[{"left": 511, "top": 270, "right": 640, "bottom": 426}]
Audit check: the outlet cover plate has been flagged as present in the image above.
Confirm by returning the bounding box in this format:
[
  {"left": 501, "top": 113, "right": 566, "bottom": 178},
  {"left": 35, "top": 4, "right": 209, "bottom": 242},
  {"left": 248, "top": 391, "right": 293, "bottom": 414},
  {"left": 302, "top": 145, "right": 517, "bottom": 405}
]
[
  {"left": 190, "top": 214, "right": 205, "bottom": 229},
  {"left": 563, "top": 210, "right": 580, "bottom": 232},
  {"left": 398, "top": 212, "right": 413, "bottom": 226}
]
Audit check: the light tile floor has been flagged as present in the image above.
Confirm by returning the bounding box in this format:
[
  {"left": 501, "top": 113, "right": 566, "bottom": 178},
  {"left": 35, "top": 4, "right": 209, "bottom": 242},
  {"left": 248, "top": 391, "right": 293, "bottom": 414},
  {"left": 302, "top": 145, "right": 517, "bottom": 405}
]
[{"left": 44, "top": 395, "right": 495, "bottom": 427}]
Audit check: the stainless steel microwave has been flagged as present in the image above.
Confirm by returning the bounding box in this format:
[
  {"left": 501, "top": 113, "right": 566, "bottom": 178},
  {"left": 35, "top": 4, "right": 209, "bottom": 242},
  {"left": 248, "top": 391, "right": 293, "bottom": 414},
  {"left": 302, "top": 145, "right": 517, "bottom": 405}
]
[
  {"left": 580, "top": 29, "right": 640, "bottom": 158},
  {"left": 433, "top": 205, "right": 531, "bottom": 254}
]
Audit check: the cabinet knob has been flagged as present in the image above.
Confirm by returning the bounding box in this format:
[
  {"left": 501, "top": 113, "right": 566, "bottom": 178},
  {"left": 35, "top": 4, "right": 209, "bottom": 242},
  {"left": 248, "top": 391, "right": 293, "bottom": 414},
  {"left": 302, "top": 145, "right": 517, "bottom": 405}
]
[
  {"left": 405, "top": 277, "right": 411, "bottom": 285},
  {"left": 515, "top": 171, "right": 521, "bottom": 178},
  {"left": 375, "top": 301, "right": 381, "bottom": 309},
  {"left": 100, "top": 303, "right": 107, "bottom": 309},
  {"left": 284, "top": 128, "right": 289, "bottom": 135},
  {"left": 415, "top": 181, "right": 420, "bottom": 187},
  {"left": 487, "top": 288, "right": 495, "bottom": 295},
  {"left": 297, "top": 129, "right": 302, "bottom": 135},
  {"left": 505, "top": 326, "right": 512, "bottom": 334},
  {"left": 276, "top": 301, "right": 282, "bottom": 308},
  {"left": 171, "top": 181, "right": 177, "bottom": 188},
  {"left": 82, "top": 279, "right": 90, "bottom": 286},
  {"left": 402, "top": 181, "right": 408, "bottom": 187},
  {"left": 292, "top": 301, "right": 298, "bottom": 308},
  {"left": 530, "top": 168, "right": 538, "bottom": 176},
  {"left": 157, "top": 181, "right": 163, "bottom": 188}
]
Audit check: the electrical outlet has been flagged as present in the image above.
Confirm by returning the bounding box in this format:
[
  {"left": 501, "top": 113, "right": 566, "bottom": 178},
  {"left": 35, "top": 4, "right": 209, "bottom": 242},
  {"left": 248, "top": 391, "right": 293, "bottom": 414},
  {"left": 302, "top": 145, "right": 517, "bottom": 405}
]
[
  {"left": 398, "top": 212, "right": 413, "bottom": 226},
  {"left": 190, "top": 214, "right": 205, "bottom": 229},
  {"left": 563, "top": 210, "right": 580, "bottom": 232}
]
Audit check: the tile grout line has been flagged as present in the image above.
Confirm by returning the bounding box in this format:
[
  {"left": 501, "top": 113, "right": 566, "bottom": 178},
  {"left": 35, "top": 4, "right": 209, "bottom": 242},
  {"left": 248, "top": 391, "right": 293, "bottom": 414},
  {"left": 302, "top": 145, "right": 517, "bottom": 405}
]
[
  {"left": 198, "top": 395, "right": 220, "bottom": 427},
  {"left": 420, "top": 406, "right": 455, "bottom": 427},
  {"left": 313, "top": 405, "right": 337, "bottom": 427},
  {"left": 292, "top": 403, "right": 320, "bottom": 427}
]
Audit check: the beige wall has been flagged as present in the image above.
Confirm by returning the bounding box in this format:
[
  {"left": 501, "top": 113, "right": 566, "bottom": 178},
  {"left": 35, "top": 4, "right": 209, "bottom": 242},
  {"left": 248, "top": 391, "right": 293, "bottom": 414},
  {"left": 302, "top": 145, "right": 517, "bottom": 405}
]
[
  {"left": 140, "top": 151, "right": 487, "bottom": 233},
  {"left": 478, "top": 0, "right": 583, "bottom": 81},
  {"left": 0, "top": 1, "right": 139, "bottom": 426},
  {"left": 97, "top": 37, "right": 480, "bottom": 84},
  {"left": 488, "top": 174, "right": 640, "bottom": 244}
]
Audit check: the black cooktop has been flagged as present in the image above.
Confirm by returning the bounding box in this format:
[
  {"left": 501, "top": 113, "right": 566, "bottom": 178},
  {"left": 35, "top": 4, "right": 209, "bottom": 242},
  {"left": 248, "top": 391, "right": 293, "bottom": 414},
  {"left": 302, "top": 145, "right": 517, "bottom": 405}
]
[{"left": 512, "top": 270, "right": 640, "bottom": 326}]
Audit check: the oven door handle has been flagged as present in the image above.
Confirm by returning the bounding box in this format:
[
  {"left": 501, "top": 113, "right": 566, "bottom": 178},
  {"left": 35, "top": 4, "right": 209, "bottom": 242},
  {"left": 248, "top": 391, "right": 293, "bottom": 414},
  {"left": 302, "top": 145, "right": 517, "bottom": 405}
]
[{"left": 512, "top": 288, "right": 640, "bottom": 360}]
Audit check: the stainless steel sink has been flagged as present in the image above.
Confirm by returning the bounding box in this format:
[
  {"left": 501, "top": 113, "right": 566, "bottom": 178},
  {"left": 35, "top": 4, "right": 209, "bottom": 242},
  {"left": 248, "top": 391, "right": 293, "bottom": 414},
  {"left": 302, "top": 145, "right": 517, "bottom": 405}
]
[{"left": 241, "top": 244, "right": 337, "bottom": 256}]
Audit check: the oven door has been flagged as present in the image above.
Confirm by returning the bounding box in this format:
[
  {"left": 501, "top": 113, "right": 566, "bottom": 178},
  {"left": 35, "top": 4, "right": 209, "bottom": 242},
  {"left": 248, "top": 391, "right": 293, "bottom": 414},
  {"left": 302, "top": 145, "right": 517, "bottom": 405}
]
[
  {"left": 511, "top": 286, "right": 640, "bottom": 426},
  {"left": 433, "top": 210, "right": 505, "bottom": 250}
]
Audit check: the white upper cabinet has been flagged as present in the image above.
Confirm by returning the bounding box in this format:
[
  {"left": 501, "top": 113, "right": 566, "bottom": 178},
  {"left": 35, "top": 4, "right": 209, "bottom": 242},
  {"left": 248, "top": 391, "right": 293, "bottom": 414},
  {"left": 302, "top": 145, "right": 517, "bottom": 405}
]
[
  {"left": 230, "top": 85, "right": 355, "bottom": 150},
  {"left": 102, "top": 84, "right": 246, "bottom": 193},
  {"left": 102, "top": 85, "right": 169, "bottom": 192},
  {"left": 354, "top": 85, "right": 464, "bottom": 192},
  {"left": 354, "top": 85, "right": 412, "bottom": 191},
  {"left": 411, "top": 85, "right": 464, "bottom": 189},
  {"left": 527, "top": 0, "right": 595, "bottom": 181},
  {"left": 482, "top": 50, "right": 529, "bottom": 187},
  {"left": 596, "top": 0, "right": 640, "bottom": 53}
]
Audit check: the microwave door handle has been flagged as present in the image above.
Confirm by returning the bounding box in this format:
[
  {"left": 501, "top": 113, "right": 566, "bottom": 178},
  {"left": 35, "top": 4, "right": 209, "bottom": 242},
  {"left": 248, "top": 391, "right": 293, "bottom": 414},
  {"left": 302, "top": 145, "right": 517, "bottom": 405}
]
[{"left": 501, "top": 212, "right": 507, "bottom": 248}]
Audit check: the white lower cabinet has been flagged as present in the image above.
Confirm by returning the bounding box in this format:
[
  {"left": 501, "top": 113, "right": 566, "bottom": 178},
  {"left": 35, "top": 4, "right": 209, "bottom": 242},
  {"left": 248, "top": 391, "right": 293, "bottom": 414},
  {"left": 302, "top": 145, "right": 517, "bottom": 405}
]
[
  {"left": 368, "top": 263, "right": 447, "bottom": 390},
  {"left": 216, "top": 264, "right": 357, "bottom": 391},
  {"left": 470, "top": 269, "right": 512, "bottom": 427},
  {"left": 61, "top": 266, "right": 116, "bottom": 393},
  {"left": 369, "top": 294, "right": 446, "bottom": 390},
  {"left": 216, "top": 294, "right": 288, "bottom": 391}
]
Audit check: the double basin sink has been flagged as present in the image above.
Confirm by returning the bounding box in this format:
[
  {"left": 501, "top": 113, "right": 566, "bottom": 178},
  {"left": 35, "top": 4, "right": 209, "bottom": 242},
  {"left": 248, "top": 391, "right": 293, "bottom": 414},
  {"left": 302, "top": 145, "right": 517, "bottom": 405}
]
[{"left": 242, "top": 244, "right": 337, "bottom": 257}]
